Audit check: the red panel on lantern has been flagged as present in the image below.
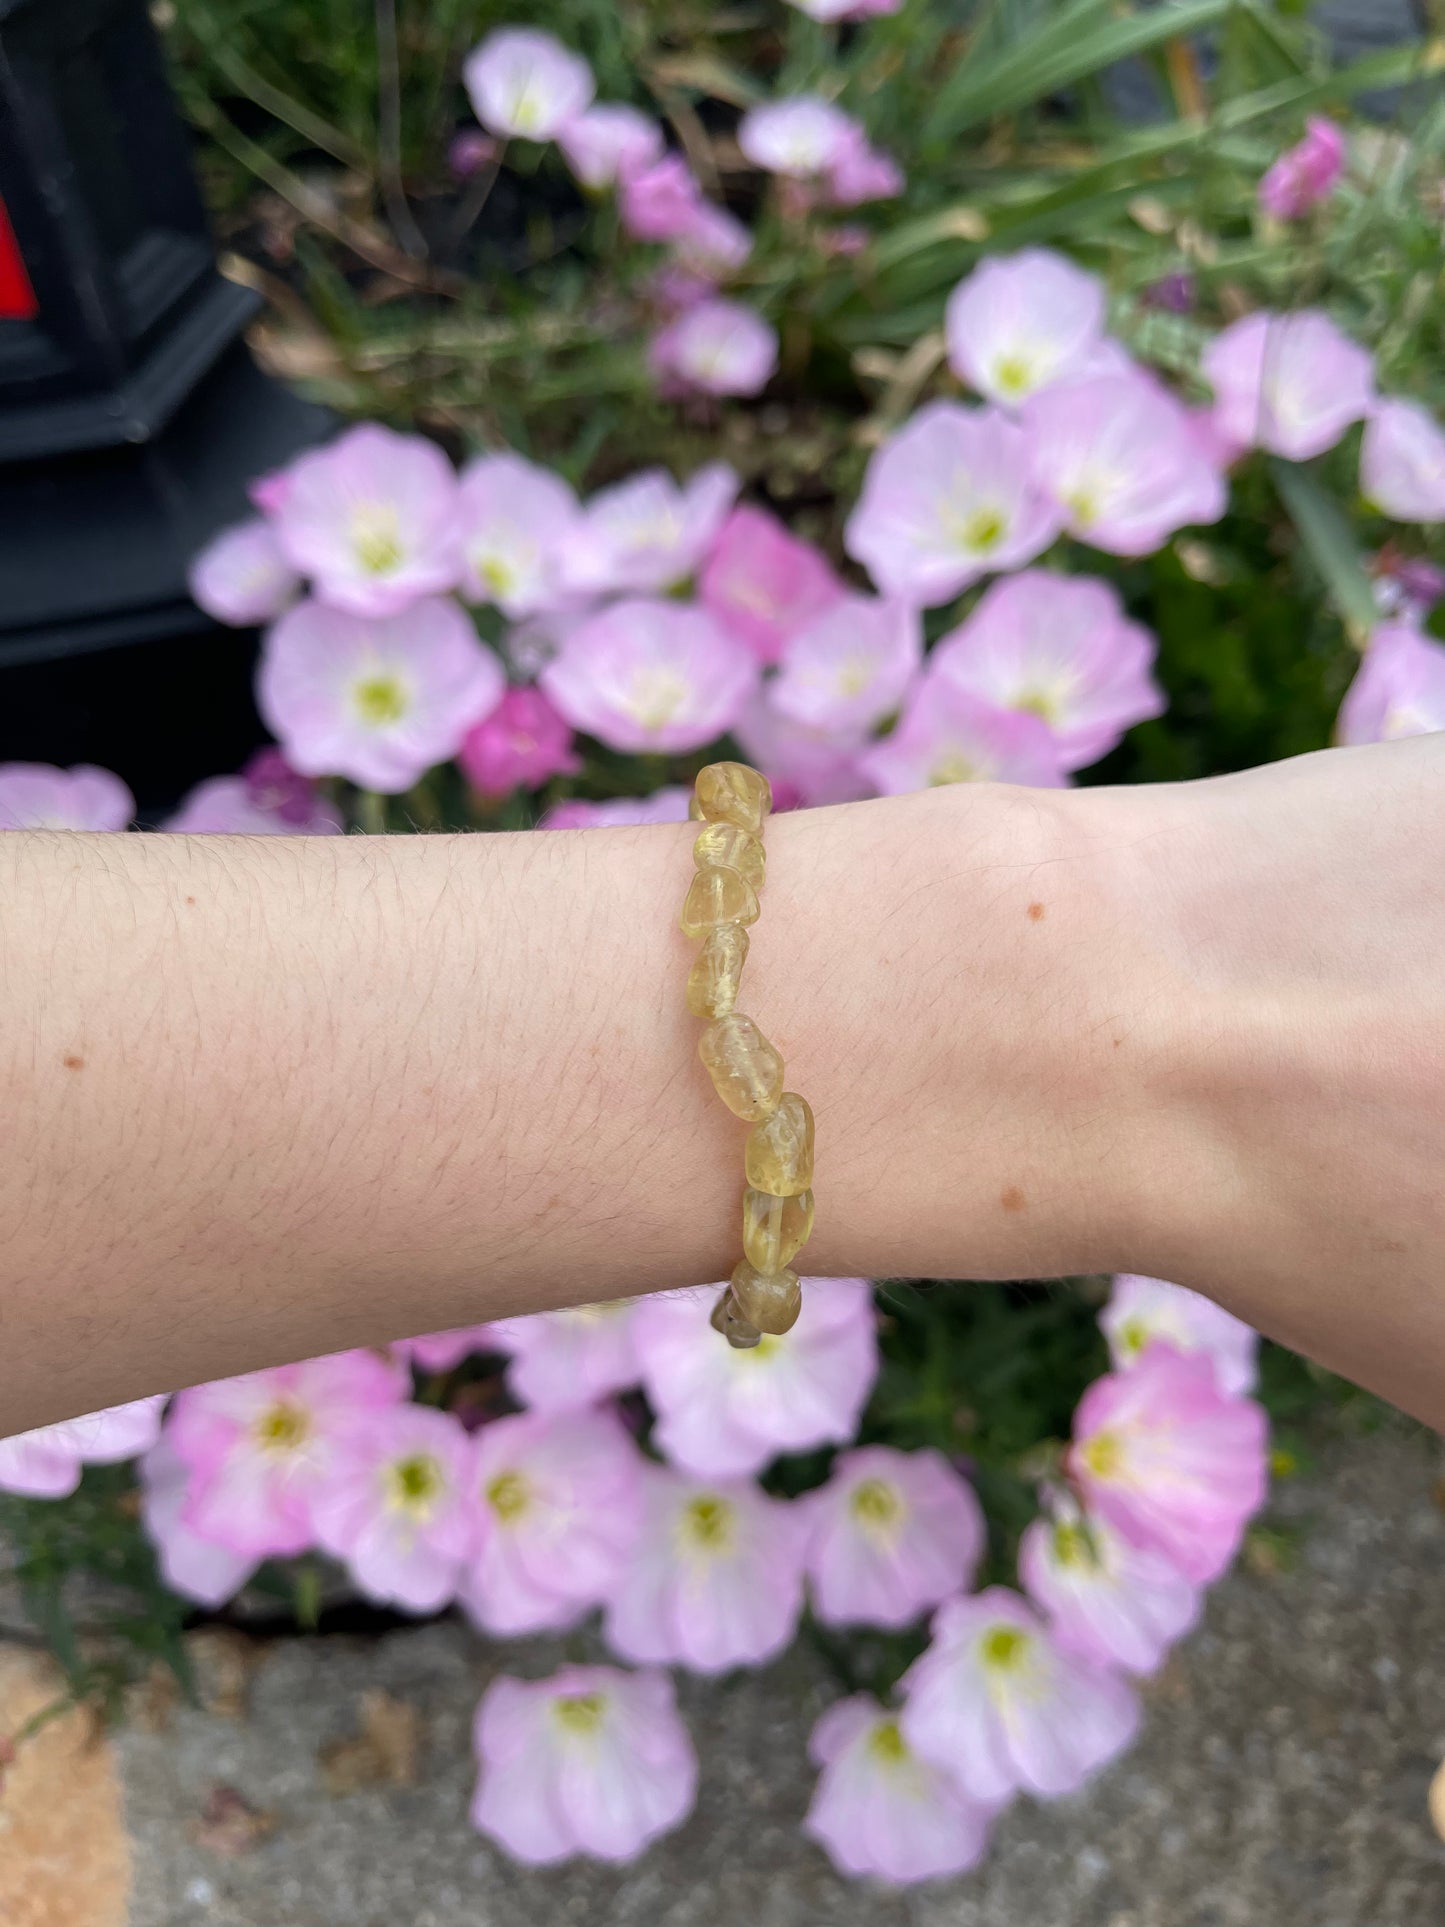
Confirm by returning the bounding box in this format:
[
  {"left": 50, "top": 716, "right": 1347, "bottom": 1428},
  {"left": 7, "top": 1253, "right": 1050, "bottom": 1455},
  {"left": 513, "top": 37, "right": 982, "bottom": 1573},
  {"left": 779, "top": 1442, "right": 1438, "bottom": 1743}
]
[{"left": 0, "top": 195, "right": 37, "bottom": 320}]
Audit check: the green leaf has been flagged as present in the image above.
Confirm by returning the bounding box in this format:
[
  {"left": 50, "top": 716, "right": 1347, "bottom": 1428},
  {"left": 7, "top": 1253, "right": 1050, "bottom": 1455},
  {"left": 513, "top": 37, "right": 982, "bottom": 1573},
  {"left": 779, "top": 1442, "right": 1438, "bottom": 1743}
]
[
  {"left": 1268, "top": 459, "right": 1378, "bottom": 648},
  {"left": 923, "top": 0, "right": 1235, "bottom": 147}
]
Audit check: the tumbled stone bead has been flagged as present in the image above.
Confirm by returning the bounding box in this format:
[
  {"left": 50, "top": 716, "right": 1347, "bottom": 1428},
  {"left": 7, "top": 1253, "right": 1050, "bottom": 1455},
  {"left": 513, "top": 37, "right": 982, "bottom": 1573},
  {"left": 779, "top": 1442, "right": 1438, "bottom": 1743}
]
[
  {"left": 744, "top": 1092, "right": 814, "bottom": 1197},
  {"left": 680, "top": 865, "right": 760, "bottom": 939},
  {"left": 686, "top": 923, "right": 749, "bottom": 1019},
  {"left": 729, "top": 1258, "right": 801, "bottom": 1336},
  {"left": 688, "top": 793, "right": 705, "bottom": 822},
  {"left": 693, "top": 822, "right": 765, "bottom": 892},
  {"left": 698, "top": 1013, "right": 784, "bottom": 1122},
  {"left": 711, "top": 1286, "right": 761, "bottom": 1349},
  {"left": 741, "top": 1186, "right": 815, "bottom": 1273},
  {"left": 695, "top": 761, "right": 772, "bottom": 834}
]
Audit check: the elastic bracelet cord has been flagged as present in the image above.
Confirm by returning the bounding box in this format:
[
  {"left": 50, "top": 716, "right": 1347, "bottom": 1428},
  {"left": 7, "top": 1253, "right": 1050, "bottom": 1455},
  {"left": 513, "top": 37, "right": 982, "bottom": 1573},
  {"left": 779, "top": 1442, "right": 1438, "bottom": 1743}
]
[{"left": 680, "top": 762, "right": 816, "bottom": 1349}]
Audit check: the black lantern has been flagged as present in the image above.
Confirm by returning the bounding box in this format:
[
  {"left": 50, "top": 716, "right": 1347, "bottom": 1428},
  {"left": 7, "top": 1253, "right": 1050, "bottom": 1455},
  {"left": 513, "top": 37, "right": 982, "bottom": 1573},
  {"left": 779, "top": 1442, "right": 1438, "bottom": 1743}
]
[{"left": 0, "top": 0, "right": 331, "bottom": 812}]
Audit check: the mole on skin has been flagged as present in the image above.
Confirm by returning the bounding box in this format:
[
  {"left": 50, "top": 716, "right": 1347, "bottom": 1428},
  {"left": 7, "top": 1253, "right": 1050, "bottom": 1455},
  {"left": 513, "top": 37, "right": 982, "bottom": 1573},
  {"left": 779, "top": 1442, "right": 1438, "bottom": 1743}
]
[
  {"left": 1026, "top": 902, "right": 1046, "bottom": 921},
  {"left": 1000, "top": 1185, "right": 1026, "bottom": 1213},
  {"left": 62, "top": 1055, "right": 84, "bottom": 1071}
]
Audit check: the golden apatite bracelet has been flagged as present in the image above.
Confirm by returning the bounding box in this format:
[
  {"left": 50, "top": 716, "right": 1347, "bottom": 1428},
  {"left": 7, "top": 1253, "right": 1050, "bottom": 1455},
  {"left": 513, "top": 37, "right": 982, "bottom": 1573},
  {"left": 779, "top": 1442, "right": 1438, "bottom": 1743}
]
[{"left": 680, "top": 762, "right": 816, "bottom": 1350}]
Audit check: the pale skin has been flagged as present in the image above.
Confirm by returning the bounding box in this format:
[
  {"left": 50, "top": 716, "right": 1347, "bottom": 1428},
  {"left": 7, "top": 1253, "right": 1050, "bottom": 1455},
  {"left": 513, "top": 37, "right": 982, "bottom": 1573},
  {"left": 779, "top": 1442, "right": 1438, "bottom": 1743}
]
[{"left": 1, "top": 734, "right": 1442, "bottom": 1437}]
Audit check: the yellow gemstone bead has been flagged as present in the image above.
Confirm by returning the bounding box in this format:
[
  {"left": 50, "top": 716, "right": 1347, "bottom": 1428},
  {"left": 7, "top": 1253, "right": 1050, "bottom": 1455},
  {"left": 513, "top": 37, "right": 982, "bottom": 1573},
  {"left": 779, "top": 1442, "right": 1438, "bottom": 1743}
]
[
  {"left": 693, "top": 822, "right": 765, "bottom": 891},
  {"left": 688, "top": 793, "right": 706, "bottom": 822},
  {"left": 710, "top": 1286, "right": 761, "bottom": 1349},
  {"left": 729, "top": 1259, "right": 801, "bottom": 1335},
  {"left": 686, "top": 923, "right": 749, "bottom": 1019},
  {"left": 695, "top": 761, "right": 772, "bottom": 834},
  {"left": 698, "top": 1014, "right": 784, "bottom": 1121},
  {"left": 741, "top": 1186, "right": 815, "bottom": 1273},
  {"left": 680, "top": 865, "right": 760, "bottom": 940},
  {"left": 744, "top": 1093, "right": 814, "bottom": 1197}
]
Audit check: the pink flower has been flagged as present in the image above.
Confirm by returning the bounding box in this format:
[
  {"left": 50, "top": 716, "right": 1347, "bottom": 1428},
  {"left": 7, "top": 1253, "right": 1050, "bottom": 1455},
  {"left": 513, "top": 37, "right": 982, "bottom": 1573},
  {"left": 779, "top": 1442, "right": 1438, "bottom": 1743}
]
[
  {"left": 539, "top": 598, "right": 756, "bottom": 754},
  {"left": 462, "top": 28, "right": 594, "bottom": 141},
  {"left": 312, "top": 1402, "right": 478, "bottom": 1613},
  {"left": 392, "top": 1325, "right": 497, "bottom": 1372},
  {"left": 620, "top": 155, "right": 705, "bottom": 243},
  {"left": 458, "top": 685, "right": 581, "bottom": 795},
  {"left": 1019, "top": 1489, "right": 1200, "bottom": 1677},
  {"left": 461, "top": 1409, "right": 643, "bottom": 1635},
  {"left": 673, "top": 203, "right": 753, "bottom": 278},
  {"left": 901, "top": 1586, "right": 1140, "bottom": 1802},
  {"left": 248, "top": 464, "right": 295, "bottom": 517},
  {"left": 189, "top": 519, "right": 300, "bottom": 626},
  {"left": 771, "top": 595, "right": 922, "bottom": 736},
  {"left": 803, "top": 1444, "right": 985, "bottom": 1629},
  {"left": 471, "top": 1666, "right": 697, "bottom": 1865},
  {"left": 139, "top": 1439, "right": 258, "bottom": 1607},
  {"left": 542, "top": 787, "right": 693, "bottom": 828},
  {"left": 603, "top": 1464, "right": 806, "bottom": 1672},
  {"left": 0, "top": 763, "right": 134, "bottom": 831},
  {"left": 732, "top": 687, "right": 876, "bottom": 807},
  {"left": 455, "top": 452, "right": 580, "bottom": 617},
  {"left": 826, "top": 129, "right": 903, "bottom": 207},
  {"left": 803, "top": 1696, "right": 994, "bottom": 1884},
  {"left": 698, "top": 505, "right": 845, "bottom": 665},
  {"left": 1068, "top": 1345, "right": 1269, "bottom": 1585},
  {"left": 845, "top": 402, "right": 1062, "bottom": 606},
  {"left": 448, "top": 129, "right": 498, "bottom": 179},
  {"left": 649, "top": 298, "right": 778, "bottom": 398},
  {"left": 1023, "top": 372, "right": 1227, "bottom": 556},
  {"left": 488, "top": 1301, "right": 642, "bottom": 1412},
  {"left": 858, "top": 682, "right": 1066, "bottom": 794},
  {"left": 165, "top": 749, "right": 343, "bottom": 834},
  {"left": 1360, "top": 397, "right": 1445, "bottom": 523},
  {"left": 928, "top": 571, "right": 1164, "bottom": 771},
  {"left": 945, "top": 248, "right": 1107, "bottom": 408},
  {"left": 0, "top": 1397, "right": 166, "bottom": 1499},
  {"left": 1258, "top": 116, "right": 1345, "bottom": 220},
  {"left": 633, "top": 1279, "right": 879, "bottom": 1479},
  {"left": 1202, "top": 310, "right": 1374, "bottom": 461},
  {"left": 558, "top": 103, "right": 663, "bottom": 190},
  {"left": 1338, "top": 621, "right": 1445, "bottom": 744},
  {"left": 562, "top": 463, "right": 738, "bottom": 597},
  {"left": 738, "top": 97, "right": 856, "bottom": 178},
  {"left": 271, "top": 424, "right": 461, "bottom": 617},
  {"left": 258, "top": 597, "right": 505, "bottom": 793},
  {"left": 785, "top": 0, "right": 902, "bottom": 20},
  {"left": 1100, "top": 1274, "right": 1258, "bottom": 1398},
  {"left": 165, "top": 1351, "right": 406, "bottom": 1561}
]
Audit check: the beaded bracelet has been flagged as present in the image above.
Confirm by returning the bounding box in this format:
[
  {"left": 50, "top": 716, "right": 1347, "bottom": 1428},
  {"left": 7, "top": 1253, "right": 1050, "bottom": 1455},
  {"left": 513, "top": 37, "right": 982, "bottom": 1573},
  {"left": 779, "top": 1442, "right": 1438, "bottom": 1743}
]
[{"left": 680, "top": 761, "right": 816, "bottom": 1350}]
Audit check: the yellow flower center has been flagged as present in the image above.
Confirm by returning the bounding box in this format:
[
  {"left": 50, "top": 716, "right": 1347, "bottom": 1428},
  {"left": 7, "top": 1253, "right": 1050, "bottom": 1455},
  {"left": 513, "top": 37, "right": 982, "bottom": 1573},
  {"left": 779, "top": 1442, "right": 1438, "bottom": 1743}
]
[
  {"left": 388, "top": 1452, "right": 443, "bottom": 1515},
  {"left": 929, "top": 753, "right": 979, "bottom": 786},
  {"left": 1063, "top": 484, "right": 1100, "bottom": 528},
  {"left": 1052, "top": 1521, "right": 1097, "bottom": 1568},
  {"left": 681, "top": 1494, "right": 734, "bottom": 1551},
  {"left": 1117, "top": 1315, "right": 1150, "bottom": 1357},
  {"left": 867, "top": 1718, "right": 909, "bottom": 1764},
  {"left": 253, "top": 1400, "right": 310, "bottom": 1454},
  {"left": 992, "top": 353, "right": 1035, "bottom": 399},
  {"left": 981, "top": 1625, "right": 1029, "bottom": 1672},
  {"left": 353, "top": 674, "right": 408, "bottom": 727},
  {"left": 479, "top": 553, "right": 516, "bottom": 597},
  {"left": 351, "top": 506, "right": 404, "bottom": 576},
  {"left": 957, "top": 505, "right": 1006, "bottom": 553},
  {"left": 553, "top": 1691, "right": 606, "bottom": 1734},
  {"left": 1016, "top": 687, "right": 1062, "bottom": 724},
  {"left": 850, "top": 1477, "right": 902, "bottom": 1528},
  {"left": 1080, "top": 1430, "right": 1122, "bottom": 1479},
  {"left": 625, "top": 666, "right": 690, "bottom": 732},
  {"left": 487, "top": 1469, "right": 530, "bottom": 1521}
]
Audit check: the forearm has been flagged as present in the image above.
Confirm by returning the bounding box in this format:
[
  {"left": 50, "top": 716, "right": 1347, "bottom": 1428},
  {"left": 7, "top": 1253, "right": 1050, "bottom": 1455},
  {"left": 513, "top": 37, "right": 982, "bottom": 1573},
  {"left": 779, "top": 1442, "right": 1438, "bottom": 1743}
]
[
  {"left": 3, "top": 741, "right": 1442, "bottom": 1436},
  {"left": 0, "top": 787, "right": 1148, "bottom": 1432}
]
